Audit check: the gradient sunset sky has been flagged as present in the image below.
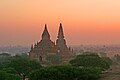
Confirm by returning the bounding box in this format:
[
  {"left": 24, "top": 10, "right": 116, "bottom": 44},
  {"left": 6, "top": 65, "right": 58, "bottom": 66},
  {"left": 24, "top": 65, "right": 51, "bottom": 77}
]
[{"left": 0, "top": 0, "right": 120, "bottom": 46}]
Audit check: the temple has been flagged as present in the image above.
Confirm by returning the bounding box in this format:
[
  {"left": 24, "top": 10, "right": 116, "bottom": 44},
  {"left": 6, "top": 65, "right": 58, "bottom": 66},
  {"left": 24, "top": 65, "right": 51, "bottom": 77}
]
[
  {"left": 56, "top": 23, "right": 72, "bottom": 59},
  {"left": 29, "top": 23, "right": 72, "bottom": 62}
]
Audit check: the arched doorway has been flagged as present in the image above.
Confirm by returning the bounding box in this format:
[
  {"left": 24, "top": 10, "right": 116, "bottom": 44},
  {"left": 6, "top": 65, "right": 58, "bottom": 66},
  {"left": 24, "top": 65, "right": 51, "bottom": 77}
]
[{"left": 39, "top": 56, "right": 42, "bottom": 62}]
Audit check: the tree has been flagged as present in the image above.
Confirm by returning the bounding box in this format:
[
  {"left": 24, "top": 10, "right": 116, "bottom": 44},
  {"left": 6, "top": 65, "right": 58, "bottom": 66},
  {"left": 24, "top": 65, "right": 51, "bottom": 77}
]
[
  {"left": 102, "top": 57, "right": 113, "bottom": 66},
  {"left": 70, "top": 54, "right": 110, "bottom": 70},
  {"left": 2, "top": 67, "right": 17, "bottom": 75},
  {"left": 9, "top": 55, "right": 42, "bottom": 80},
  {"left": 0, "top": 55, "right": 11, "bottom": 69},
  {"left": 0, "top": 53, "right": 11, "bottom": 58},
  {"left": 0, "top": 70, "right": 21, "bottom": 80},
  {"left": 29, "top": 65, "right": 101, "bottom": 80}
]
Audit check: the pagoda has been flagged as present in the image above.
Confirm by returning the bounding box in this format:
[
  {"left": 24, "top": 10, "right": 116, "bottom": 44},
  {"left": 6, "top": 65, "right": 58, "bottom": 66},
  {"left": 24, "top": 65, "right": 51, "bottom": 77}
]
[{"left": 29, "top": 23, "right": 72, "bottom": 62}]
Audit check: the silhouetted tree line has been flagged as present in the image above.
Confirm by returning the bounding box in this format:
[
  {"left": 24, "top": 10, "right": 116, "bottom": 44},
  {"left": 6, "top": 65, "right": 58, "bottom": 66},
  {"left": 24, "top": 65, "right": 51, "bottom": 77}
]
[
  {"left": 29, "top": 65, "right": 101, "bottom": 80},
  {"left": 70, "top": 53, "right": 112, "bottom": 70},
  {"left": 0, "top": 52, "right": 112, "bottom": 80}
]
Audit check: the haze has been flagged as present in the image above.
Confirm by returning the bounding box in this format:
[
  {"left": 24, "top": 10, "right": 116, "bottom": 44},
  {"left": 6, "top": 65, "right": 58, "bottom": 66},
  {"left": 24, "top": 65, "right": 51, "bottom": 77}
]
[{"left": 0, "top": 0, "right": 120, "bottom": 46}]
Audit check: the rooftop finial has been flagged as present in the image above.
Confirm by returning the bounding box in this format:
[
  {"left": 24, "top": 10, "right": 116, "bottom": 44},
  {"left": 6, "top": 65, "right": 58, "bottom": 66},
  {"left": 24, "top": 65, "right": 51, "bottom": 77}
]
[
  {"left": 42, "top": 24, "right": 50, "bottom": 40},
  {"left": 60, "top": 23, "right": 62, "bottom": 27},
  {"left": 57, "top": 23, "right": 64, "bottom": 38},
  {"left": 31, "top": 44, "right": 33, "bottom": 50},
  {"left": 45, "top": 24, "right": 47, "bottom": 29}
]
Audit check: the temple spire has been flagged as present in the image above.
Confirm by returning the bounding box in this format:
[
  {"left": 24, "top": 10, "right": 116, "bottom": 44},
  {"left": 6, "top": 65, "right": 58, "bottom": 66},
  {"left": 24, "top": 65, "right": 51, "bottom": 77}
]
[
  {"left": 31, "top": 44, "right": 33, "bottom": 50},
  {"left": 57, "top": 23, "right": 64, "bottom": 38},
  {"left": 56, "top": 23, "right": 67, "bottom": 47},
  {"left": 42, "top": 24, "right": 50, "bottom": 40}
]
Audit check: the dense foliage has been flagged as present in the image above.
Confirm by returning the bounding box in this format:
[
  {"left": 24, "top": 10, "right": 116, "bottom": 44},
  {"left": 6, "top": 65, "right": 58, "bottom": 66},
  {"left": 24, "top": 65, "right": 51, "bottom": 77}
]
[
  {"left": 0, "top": 70, "right": 21, "bottom": 80},
  {"left": 70, "top": 54, "right": 111, "bottom": 70},
  {"left": 9, "top": 55, "right": 41, "bottom": 80},
  {"left": 0, "top": 56, "right": 11, "bottom": 69},
  {"left": 0, "top": 53, "right": 42, "bottom": 80},
  {"left": 29, "top": 65, "right": 101, "bottom": 80},
  {"left": 0, "top": 52, "right": 112, "bottom": 80},
  {"left": 102, "top": 57, "right": 113, "bottom": 66}
]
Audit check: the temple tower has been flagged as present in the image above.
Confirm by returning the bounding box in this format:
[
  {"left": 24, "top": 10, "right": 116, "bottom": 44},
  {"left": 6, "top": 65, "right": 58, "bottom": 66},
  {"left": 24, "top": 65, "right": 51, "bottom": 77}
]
[
  {"left": 29, "top": 23, "right": 72, "bottom": 63},
  {"left": 42, "top": 24, "right": 50, "bottom": 40},
  {"left": 56, "top": 23, "right": 71, "bottom": 59},
  {"left": 56, "top": 23, "right": 67, "bottom": 48},
  {"left": 29, "top": 24, "right": 57, "bottom": 62}
]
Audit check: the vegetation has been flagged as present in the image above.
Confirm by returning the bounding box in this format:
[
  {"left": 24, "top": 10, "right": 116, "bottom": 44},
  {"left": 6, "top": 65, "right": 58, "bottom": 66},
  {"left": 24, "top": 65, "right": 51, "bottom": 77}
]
[
  {"left": 70, "top": 53, "right": 111, "bottom": 70},
  {"left": 102, "top": 57, "right": 113, "bottom": 66},
  {"left": 0, "top": 53, "right": 41, "bottom": 80},
  {"left": 0, "top": 54, "right": 11, "bottom": 69},
  {"left": 0, "top": 52, "right": 113, "bottom": 80},
  {"left": 9, "top": 55, "right": 41, "bottom": 80},
  {"left": 29, "top": 65, "right": 101, "bottom": 80},
  {"left": 0, "top": 70, "right": 21, "bottom": 80}
]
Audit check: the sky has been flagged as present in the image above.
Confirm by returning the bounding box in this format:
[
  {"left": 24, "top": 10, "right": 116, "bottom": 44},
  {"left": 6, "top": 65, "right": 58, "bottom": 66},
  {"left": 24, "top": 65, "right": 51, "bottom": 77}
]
[{"left": 0, "top": 0, "right": 120, "bottom": 46}]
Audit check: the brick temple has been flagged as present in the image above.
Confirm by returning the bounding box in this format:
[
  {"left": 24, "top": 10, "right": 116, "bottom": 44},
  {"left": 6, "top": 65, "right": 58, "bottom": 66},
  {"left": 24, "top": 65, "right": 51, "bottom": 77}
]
[{"left": 29, "top": 23, "right": 73, "bottom": 62}]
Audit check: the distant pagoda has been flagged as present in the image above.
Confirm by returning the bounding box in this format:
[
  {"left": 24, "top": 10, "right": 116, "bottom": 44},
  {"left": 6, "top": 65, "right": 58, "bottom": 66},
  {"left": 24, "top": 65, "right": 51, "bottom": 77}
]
[
  {"left": 56, "top": 23, "right": 72, "bottom": 59},
  {"left": 29, "top": 23, "right": 72, "bottom": 62}
]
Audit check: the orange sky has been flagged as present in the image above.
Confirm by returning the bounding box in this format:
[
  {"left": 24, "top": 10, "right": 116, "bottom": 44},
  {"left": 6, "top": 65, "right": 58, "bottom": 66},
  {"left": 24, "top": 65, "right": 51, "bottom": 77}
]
[{"left": 0, "top": 0, "right": 120, "bottom": 46}]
